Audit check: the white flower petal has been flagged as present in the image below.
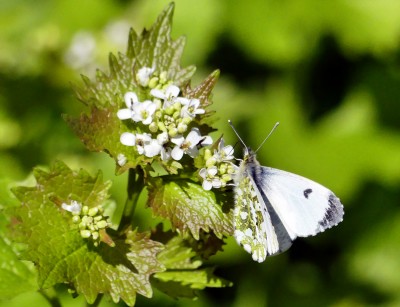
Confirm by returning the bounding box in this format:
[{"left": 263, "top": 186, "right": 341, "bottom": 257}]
[
  {"left": 212, "top": 179, "right": 222, "bottom": 188},
  {"left": 175, "top": 97, "right": 190, "bottom": 105},
  {"left": 120, "top": 132, "right": 136, "bottom": 146},
  {"left": 186, "top": 128, "right": 202, "bottom": 145},
  {"left": 171, "top": 135, "right": 184, "bottom": 146},
  {"left": 208, "top": 166, "right": 218, "bottom": 176},
  {"left": 117, "top": 108, "right": 133, "bottom": 120},
  {"left": 200, "top": 135, "right": 213, "bottom": 146},
  {"left": 124, "top": 92, "right": 138, "bottom": 108},
  {"left": 202, "top": 180, "right": 212, "bottom": 191},
  {"left": 62, "top": 200, "right": 82, "bottom": 214},
  {"left": 160, "top": 147, "right": 171, "bottom": 161},
  {"left": 171, "top": 146, "right": 184, "bottom": 160},
  {"left": 157, "top": 132, "right": 169, "bottom": 145},
  {"left": 199, "top": 168, "right": 207, "bottom": 179},
  {"left": 137, "top": 67, "right": 154, "bottom": 86},
  {"left": 150, "top": 88, "right": 165, "bottom": 99},
  {"left": 117, "top": 153, "right": 127, "bottom": 166},
  {"left": 165, "top": 85, "right": 180, "bottom": 98},
  {"left": 186, "top": 147, "right": 199, "bottom": 158},
  {"left": 144, "top": 140, "right": 162, "bottom": 157}
]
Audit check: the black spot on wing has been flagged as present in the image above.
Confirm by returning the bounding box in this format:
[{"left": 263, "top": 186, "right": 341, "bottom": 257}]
[
  {"left": 303, "top": 188, "right": 313, "bottom": 199},
  {"left": 318, "top": 193, "right": 344, "bottom": 229}
]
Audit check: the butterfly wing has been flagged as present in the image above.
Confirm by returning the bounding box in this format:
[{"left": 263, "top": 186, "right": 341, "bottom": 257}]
[
  {"left": 257, "top": 166, "right": 344, "bottom": 240},
  {"left": 234, "top": 162, "right": 293, "bottom": 262}
]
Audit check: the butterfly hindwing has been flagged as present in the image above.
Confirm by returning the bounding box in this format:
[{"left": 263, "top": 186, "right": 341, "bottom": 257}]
[
  {"left": 258, "top": 166, "right": 344, "bottom": 240},
  {"left": 233, "top": 158, "right": 293, "bottom": 262}
]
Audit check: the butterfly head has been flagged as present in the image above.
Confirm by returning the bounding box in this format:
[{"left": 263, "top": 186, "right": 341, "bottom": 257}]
[{"left": 243, "top": 147, "right": 258, "bottom": 164}]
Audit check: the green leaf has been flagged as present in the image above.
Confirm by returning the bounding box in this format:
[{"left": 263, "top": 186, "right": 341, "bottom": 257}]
[
  {"left": 152, "top": 233, "right": 232, "bottom": 299},
  {"left": 64, "top": 107, "right": 151, "bottom": 174},
  {"left": 10, "top": 161, "right": 165, "bottom": 306},
  {"left": 155, "top": 268, "right": 231, "bottom": 289},
  {"left": 0, "top": 236, "right": 37, "bottom": 299},
  {"left": 0, "top": 179, "right": 38, "bottom": 299},
  {"left": 148, "top": 180, "right": 234, "bottom": 240},
  {"left": 128, "top": 3, "right": 196, "bottom": 85}
]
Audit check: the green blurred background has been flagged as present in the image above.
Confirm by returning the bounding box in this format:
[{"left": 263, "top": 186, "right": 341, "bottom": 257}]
[{"left": 1, "top": 0, "right": 400, "bottom": 306}]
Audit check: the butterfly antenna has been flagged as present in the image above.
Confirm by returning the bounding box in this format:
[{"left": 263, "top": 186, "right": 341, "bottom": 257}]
[
  {"left": 255, "top": 122, "right": 280, "bottom": 153},
  {"left": 228, "top": 120, "right": 247, "bottom": 148}
]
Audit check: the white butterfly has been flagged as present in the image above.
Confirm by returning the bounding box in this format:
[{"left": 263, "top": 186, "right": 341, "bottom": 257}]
[{"left": 229, "top": 121, "right": 344, "bottom": 263}]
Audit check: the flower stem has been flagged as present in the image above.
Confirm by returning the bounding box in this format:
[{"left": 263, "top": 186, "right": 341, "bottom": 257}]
[{"left": 118, "top": 167, "right": 144, "bottom": 230}]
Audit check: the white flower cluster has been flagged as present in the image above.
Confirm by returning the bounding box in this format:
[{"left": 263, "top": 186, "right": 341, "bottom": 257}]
[
  {"left": 199, "top": 139, "right": 236, "bottom": 190},
  {"left": 62, "top": 200, "right": 111, "bottom": 246},
  {"left": 117, "top": 67, "right": 212, "bottom": 162}
]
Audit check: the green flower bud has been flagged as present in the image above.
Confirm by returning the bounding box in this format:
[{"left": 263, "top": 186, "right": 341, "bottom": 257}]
[
  {"left": 165, "top": 106, "right": 174, "bottom": 115},
  {"left": 72, "top": 216, "right": 80, "bottom": 224},
  {"left": 92, "top": 231, "right": 99, "bottom": 240},
  {"left": 206, "top": 157, "right": 217, "bottom": 168},
  {"left": 149, "top": 122, "right": 158, "bottom": 133},
  {"left": 168, "top": 127, "right": 178, "bottom": 137},
  {"left": 227, "top": 164, "right": 235, "bottom": 174},
  {"left": 148, "top": 77, "right": 159, "bottom": 88},
  {"left": 221, "top": 174, "right": 232, "bottom": 182},
  {"left": 82, "top": 206, "right": 89, "bottom": 215},
  {"left": 97, "top": 220, "right": 108, "bottom": 229},
  {"left": 173, "top": 111, "right": 180, "bottom": 119},
  {"left": 160, "top": 71, "right": 168, "bottom": 84},
  {"left": 88, "top": 207, "right": 99, "bottom": 217},
  {"left": 177, "top": 122, "right": 188, "bottom": 134},
  {"left": 173, "top": 101, "right": 181, "bottom": 111},
  {"left": 204, "top": 148, "right": 212, "bottom": 161},
  {"left": 158, "top": 121, "right": 167, "bottom": 132},
  {"left": 182, "top": 117, "right": 192, "bottom": 125},
  {"left": 219, "top": 164, "right": 227, "bottom": 174},
  {"left": 80, "top": 230, "right": 91, "bottom": 238}
]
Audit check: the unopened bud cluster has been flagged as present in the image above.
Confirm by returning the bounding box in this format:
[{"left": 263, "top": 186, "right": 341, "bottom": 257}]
[{"left": 62, "top": 201, "right": 111, "bottom": 246}]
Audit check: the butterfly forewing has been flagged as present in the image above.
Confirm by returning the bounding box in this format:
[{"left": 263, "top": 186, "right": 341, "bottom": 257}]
[{"left": 259, "top": 167, "right": 344, "bottom": 238}]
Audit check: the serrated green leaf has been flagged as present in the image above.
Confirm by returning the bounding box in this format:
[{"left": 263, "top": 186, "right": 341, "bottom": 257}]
[
  {"left": 12, "top": 161, "right": 111, "bottom": 207},
  {"left": 10, "top": 162, "right": 165, "bottom": 306},
  {"left": 148, "top": 180, "right": 234, "bottom": 240},
  {"left": 155, "top": 268, "right": 232, "bottom": 289},
  {"left": 64, "top": 107, "right": 149, "bottom": 174},
  {"left": 0, "top": 236, "right": 37, "bottom": 299},
  {"left": 156, "top": 236, "right": 202, "bottom": 270},
  {"left": 152, "top": 230, "right": 231, "bottom": 299}
]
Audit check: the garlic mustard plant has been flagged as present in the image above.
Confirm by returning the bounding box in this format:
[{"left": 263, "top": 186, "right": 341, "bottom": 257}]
[{"left": 9, "top": 3, "right": 236, "bottom": 307}]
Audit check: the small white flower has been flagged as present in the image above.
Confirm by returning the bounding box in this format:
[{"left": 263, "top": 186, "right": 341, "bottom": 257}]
[
  {"left": 62, "top": 200, "right": 82, "bottom": 214},
  {"left": 215, "top": 138, "right": 234, "bottom": 162},
  {"left": 117, "top": 153, "right": 127, "bottom": 166},
  {"left": 132, "top": 100, "right": 157, "bottom": 125},
  {"left": 120, "top": 132, "right": 136, "bottom": 146},
  {"left": 180, "top": 99, "right": 205, "bottom": 118},
  {"left": 160, "top": 147, "right": 171, "bottom": 161},
  {"left": 136, "top": 67, "right": 155, "bottom": 87},
  {"left": 150, "top": 85, "right": 180, "bottom": 109},
  {"left": 170, "top": 128, "right": 211, "bottom": 160},
  {"left": 117, "top": 92, "right": 140, "bottom": 120},
  {"left": 199, "top": 167, "right": 222, "bottom": 190},
  {"left": 135, "top": 133, "right": 152, "bottom": 154},
  {"left": 157, "top": 132, "right": 169, "bottom": 145},
  {"left": 143, "top": 138, "right": 162, "bottom": 157}
]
